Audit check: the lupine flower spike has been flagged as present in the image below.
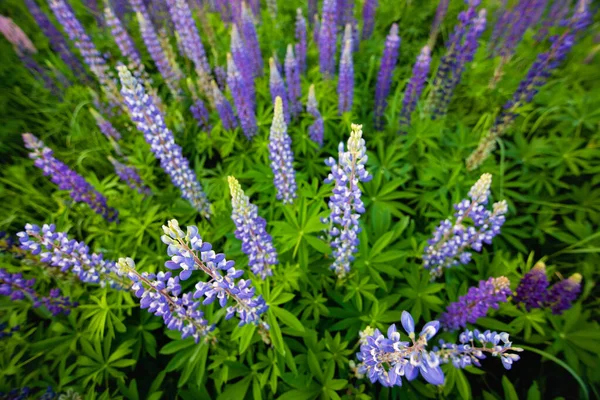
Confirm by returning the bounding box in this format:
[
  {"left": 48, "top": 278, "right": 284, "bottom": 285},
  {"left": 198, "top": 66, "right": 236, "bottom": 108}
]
[
  {"left": 285, "top": 45, "right": 303, "bottom": 117},
  {"left": 318, "top": 0, "right": 337, "bottom": 77},
  {"left": 423, "top": 173, "right": 507, "bottom": 279},
  {"left": 190, "top": 99, "right": 212, "bottom": 132},
  {"left": 227, "top": 53, "right": 258, "bottom": 139},
  {"left": 269, "top": 58, "right": 290, "bottom": 124},
  {"left": 240, "top": 3, "right": 263, "bottom": 77},
  {"left": 295, "top": 9, "right": 307, "bottom": 74},
  {"left": 160, "top": 219, "right": 269, "bottom": 329},
  {"left": 230, "top": 25, "right": 255, "bottom": 108},
  {"left": 324, "top": 124, "right": 372, "bottom": 279},
  {"left": 355, "top": 311, "right": 522, "bottom": 387},
  {"left": 399, "top": 45, "right": 431, "bottom": 130},
  {"left": 429, "top": 0, "right": 449, "bottom": 47},
  {"left": 118, "top": 66, "right": 211, "bottom": 218},
  {"left": 109, "top": 157, "right": 152, "bottom": 195},
  {"left": 338, "top": 38, "right": 354, "bottom": 114},
  {"left": 211, "top": 80, "right": 238, "bottom": 130},
  {"left": 361, "top": 0, "right": 378, "bottom": 40},
  {"left": 89, "top": 108, "right": 121, "bottom": 141},
  {"left": 307, "top": 84, "right": 324, "bottom": 146},
  {"left": 514, "top": 262, "right": 549, "bottom": 311},
  {"left": 441, "top": 277, "right": 512, "bottom": 330},
  {"left": 117, "top": 257, "right": 214, "bottom": 343},
  {"left": 228, "top": 176, "right": 279, "bottom": 279},
  {"left": 268, "top": 97, "right": 297, "bottom": 204},
  {"left": 23, "top": 134, "right": 118, "bottom": 222},
  {"left": 547, "top": 273, "right": 581, "bottom": 315},
  {"left": 18, "top": 223, "right": 122, "bottom": 287},
  {"left": 374, "top": 23, "right": 400, "bottom": 129}
]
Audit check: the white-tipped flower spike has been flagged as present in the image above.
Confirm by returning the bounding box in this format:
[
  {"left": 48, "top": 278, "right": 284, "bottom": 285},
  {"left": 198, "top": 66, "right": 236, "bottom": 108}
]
[
  {"left": 268, "top": 97, "right": 297, "bottom": 204},
  {"left": 468, "top": 173, "right": 492, "bottom": 204},
  {"left": 228, "top": 176, "right": 279, "bottom": 279}
]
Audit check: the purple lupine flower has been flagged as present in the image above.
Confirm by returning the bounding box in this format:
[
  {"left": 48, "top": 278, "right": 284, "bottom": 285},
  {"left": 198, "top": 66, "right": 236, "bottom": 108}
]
[
  {"left": 165, "top": 0, "right": 210, "bottom": 73},
  {"left": 214, "top": 65, "right": 227, "bottom": 91},
  {"left": 228, "top": 176, "right": 279, "bottom": 280},
  {"left": 0, "top": 14, "right": 36, "bottom": 54},
  {"left": 440, "top": 277, "right": 512, "bottom": 331},
  {"left": 546, "top": 273, "right": 581, "bottom": 315},
  {"left": 313, "top": 13, "right": 320, "bottom": 44},
  {"left": 109, "top": 156, "right": 152, "bottom": 195},
  {"left": 230, "top": 25, "right": 256, "bottom": 109},
  {"left": 227, "top": 53, "right": 257, "bottom": 139},
  {"left": 22, "top": 134, "right": 118, "bottom": 222},
  {"left": 374, "top": 23, "right": 401, "bottom": 129},
  {"left": 295, "top": 9, "right": 308, "bottom": 74},
  {"left": 118, "top": 257, "right": 214, "bottom": 343},
  {"left": 338, "top": 38, "right": 354, "bottom": 114},
  {"left": 104, "top": 3, "right": 142, "bottom": 68},
  {"left": 0, "top": 268, "right": 76, "bottom": 316},
  {"left": 434, "top": 328, "right": 523, "bottom": 371},
  {"left": 214, "top": 0, "right": 232, "bottom": 22},
  {"left": 427, "top": 0, "right": 485, "bottom": 118},
  {"left": 285, "top": 45, "right": 303, "bottom": 117},
  {"left": 466, "top": 1, "right": 592, "bottom": 171},
  {"left": 18, "top": 223, "right": 122, "bottom": 287},
  {"left": 429, "top": 0, "right": 449, "bottom": 47},
  {"left": 240, "top": 3, "right": 263, "bottom": 76},
  {"left": 361, "top": 0, "right": 378, "bottom": 39},
  {"left": 230, "top": 0, "right": 242, "bottom": 23},
  {"left": 490, "top": 0, "right": 546, "bottom": 58},
  {"left": 268, "top": 97, "right": 297, "bottom": 204},
  {"left": 340, "top": 0, "right": 355, "bottom": 27},
  {"left": 399, "top": 45, "right": 431, "bottom": 129},
  {"left": 423, "top": 173, "right": 508, "bottom": 279},
  {"left": 190, "top": 99, "right": 212, "bottom": 132},
  {"left": 211, "top": 80, "right": 238, "bottom": 130},
  {"left": 160, "top": 219, "right": 269, "bottom": 328},
  {"left": 307, "top": 84, "right": 324, "bottom": 146},
  {"left": 17, "top": 53, "right": 60, "bottom": 94},
  {"left": 318, "top": 0, "right": 337, "bottom": 77},
  {"left": 25, "top": 0, "right": 87, "bottom": 79},
  {"left": 536, "top": 0, "right": 570, "bottom": 41},
  {"left": 324, "top": 124, "right": 371, "bottom": 278},
  {"left": 130, "top": 1, "right": 183, "bottom": 97},
  {"left": 308, "top": 0, "right": 318, "bottom": 25},
  {"left": 89, "top": 108, "right": 121, "bottom": 141},
  {"left": 118, "top": 66, "right": 212, "bottom": 218},
  {"left": 272, "top": 50, "right": 283, "bottom": 75},
  {"left": 269, "top": 57, "right": 290, "bottom": 124},
  {"left": 514, "top": 262, "right": 549, "bottom": 310}
]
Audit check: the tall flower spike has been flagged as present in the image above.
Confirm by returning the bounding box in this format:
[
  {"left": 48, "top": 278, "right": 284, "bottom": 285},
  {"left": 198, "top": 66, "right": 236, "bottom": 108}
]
[
  {"left": 118, "top": 66, "right": 211, "bottom": 218},
  {"left": 361, "top": 0, "right": 378, "bottom": 39},
  {"left": 514, "top": 262, "right": 549, "bottom": 311},
  {"left": 165, "top": 0, "right": 210, "bottom": 73},
  {"left": 423, "top": 173, "right": 508, "bottom": 279},
  {"left": 109, "top": 156, "right": 152, "bottom": 195},
  {"left": 22, "top": 134, "right": 118, "bottom": 222},
  {"left": 338, "top": 37, "right": 354, "bottom": 114},
  {"left": 160, "top": 219, "right": 269, "bottom": 328},
  {"left": 466, "top": 1, "right": 592, "bottom": 171},
  {"left": 313, "top": 13, "right": 320, "bottom": 44},
  {"left": 89, "top": 108, "right": 121, "bottom": 141},
  {"left": 295, "top": 9, "right": 308, "bottom": 74},
  {"left": 429, "top": 0, "right": 449, "bottom": 47},
  {"left": 399, "top": 45, "right": 431, "bottom": 130},
  {"left": 230, "top": 24, "right": 256, "bottom": 109},
  {"left": 228, "top": 176, "right": 279, "bottom": 279},
  {"left": 440, "top": 277, "right": 512, "bottom": 331},
  {"left": 374, "top": 23, "right": 401, "bottom": 129},
  {"left": 18, "top": 223, "right": 123, "bottom": 288},
  {"left": 355, "top": 311, "right": 522, "bottom": 387},
  {"left": 318, "top": 0, "right": 337, "bottom": 77},
  {"left": 227, "top": 53, "right": 258, "bottom": 139},
  {"left": 268, "top": 97, "right": 297, "bottom": 204},
  {"left": 285, "top": 45, "right": 303, "bottom": 117},
  {"left": 240, "top": 2, "right": 263, "bottom": 76},
  {"left": 307, "top": 84, "right": 324, "bottom": 146},
  {"left": 324, "top": 124, "right": 371, "bottom": 279},
  {"left": 117, "top": 257, "right": 214, "bottom": 343},
  {"left": 190, "top": 99, "right": 212, "bottom": 132},
  {"left": 269, "top": 58, "right": 290, "bottom": 124},
  {"left": 211, "top": 80, "right": 238, "bottom": 130},
  {"left": 547, "top": 273, "right": 581, "bottom": 315},
  {"left": 104, "top": 2, "right": 142, "bottom": 70}
]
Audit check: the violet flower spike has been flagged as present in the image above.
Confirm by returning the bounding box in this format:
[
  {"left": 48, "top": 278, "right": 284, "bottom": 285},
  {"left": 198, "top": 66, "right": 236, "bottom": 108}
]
[
  {"left": 165, "top": 0, "right": 210, "bottom": 73},
  {"left": 399, "top": 45, "right": 431, "bottom": 130},
  {"left": 117, "top": 66, "right": 211, "bottom": 218},
  {"left": 285, "top": 44, "right": 303, "bottom": 118},
  {"left": 240, "top": 2, "right": 263, "bottom": 77},
  {"left": 547, "top": 273, "right": 581, "bottom": 315},
  {"left": 295, "top": 9, "right": 308, "bottom": 74},
  {"left": 211, "top": 80, "right": 238, "bottom": 130},
  {"left": 190, "top": 98, "right": 212, "bottom": 132},
  {"left": 429, "top": 0, "right": 449, "bottom": 47},
  {"left": 89, "top": 108, "right": 121, "bottom": 141},
  {"left": 307, "top": 84, "right": 324, "bottom": 147},
  {"left": 228, "top": 176, "right": 279, "bottom": 280},
  {"left": 514, "top": 262, "right": 549, "bottom": 311},
  {"left": 268, "top": 97, "right": 297, "bottom": 204},
  {"left": 338, "top": 37, "right": 354, "bottom": 114},
  {"left": 230, "top": 24, "right": 256, "bottom": 109},
  {"left": 361, "top": 0, "right": 378, "bottom": 40},
  {"left": 318, "top": 0, "right": 337, "bottom": 78},
  {"left": 324, "top": 124, "right": 371, "bottom": 279},
  {"left": 269, "top": 57, "right": 290, "bottom": 124},
  {"left": 374, "top": 23, "right": 401, "bottom": 130},
  {"left": 227, "top": 53, "right": 257, "bottom": 139},
  {"left": 109, "top": 156, "right": 152, "bottom": 195}
]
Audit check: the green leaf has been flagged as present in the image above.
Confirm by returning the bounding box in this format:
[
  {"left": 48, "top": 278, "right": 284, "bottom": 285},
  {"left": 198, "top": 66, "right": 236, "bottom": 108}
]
[
  {"left": 272, "top": 306, "right": 306, "bottom": 333},
  {"left": 502, "top": 376, "right": 519, "bottom": 400},
  {"left": 526, "top": 382, "right": 541, "bottom": 400},
  {"left": 456, "top": 369, "right": 471, "bottom": 400},
  {"left": 268, "top": 309, "right": 286, "bottom": 356},
  {"left": 238, "top": 324, "right": 256, "bottom": 354},
  {"left": 218, "top": 376, "right": 252, "bottom": 400},
  {"left": 307, "top": 350, "right": 323, "bottom": 383}
]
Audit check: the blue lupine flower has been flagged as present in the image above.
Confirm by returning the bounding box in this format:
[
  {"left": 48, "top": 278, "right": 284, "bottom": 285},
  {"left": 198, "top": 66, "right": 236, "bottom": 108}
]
[
  {"left": 228, "top": 176, "right": 279, "bottom": 279},
  {"left": 269, "top": 57, "right": 290, "bottom": 124},
  {"left": 165, "top": 0, "right": 210, "bottom": 73},
  {"left": 547, "top": 273, "right": 582, "bottom": 315},
  {"left": 190, "top": 98, "right": 212, "bottom": 132},
  {"left": 89, "top": 108, "right": 121, "bottom": 141},
  {"left": 231, "top": 25, "right": 256, "bottom": 109},
  {"left": 109, "top": 156, "right": 152, "bottom": 196},
  {"left": 211, "top": 79, "right": 238, "bottom": 130},
  {"left": 374, "top": 23, "right": 400, "bottom": 129},
  {"left": 361, "top": 0, "right": 378, "bottom": 39},
  {"left": 323, "top": 124, "right": 372, "bottom": 279},
  {"left": 295, "top": 9, "right": 307, "bottom": 74},
  {"left": 318, "top": 0, "right": 337, "bottom": 77},
  {"left": 307, "top": 84, "right": 324, "bottom": 146},
  {"left": 423, "top": 173, "right": 507, "bottom": 279},
  {"left": 338, "top": 37, "right": 354, "bottom": 114},
  {"left": 227, "top": 53, "right": 257, "bottom": 139},
  {"left": 399, "top": 45, "right": 431, "bottom": 130},
  {"left": 268, "top": 97, "right": 297, "bottom": 204},
  {"left": 514, "top": 262, "right": 549, "bottom": 311},
  {"left": 285, "top": 44, "right": 303, "bottom": 117},
  {"left": 240, "top": 3, "right": 263, "bottom": 76},
  {"left": 117, "top": 66, "right": 211, "bottom": 218}
]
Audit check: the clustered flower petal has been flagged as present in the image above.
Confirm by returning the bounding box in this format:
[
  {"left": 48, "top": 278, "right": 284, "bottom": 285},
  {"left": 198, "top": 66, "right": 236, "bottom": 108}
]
[
  {"left": 211, "top": 80, "right": 238, "bottom": 130},
  {"left": 547, "top": 273, "right": 582, "bottom": 315},
  {"left": 285, "top": 44, "right": 303, "bottom": 117},
  {"left": 399, "top": 45, "right": 431, "bottom": 129},
  {"left": 338, "top": 37, "right": 354, "bottom": 114},
  {"left": 295, "top": 9, "right": 307, "bottom": 74},
  {"left": 513, "top": 262, "right": 549, "bottom": 310},
  {"left": 269, "top": 57, "right": 290, "bottom": 124},
  {"left": 374, "top": 23, "right": 400, "bottom": 129},
  {"left": 165, "top": 0, "right": 210, "bottom": 73},
  {"left": 268, "top": 97, "right": 297, "bottom": 204},
  {"left": 361, "top": 0, "right": 378, "bottom": 40},
  {"left": 22, "top": 134, "right": 118, "bottom": 222},
  {"left": 118, "top": 66, "right": 211, "bottom": 218},
  {"left": 240, "top": 3, "right": 263, "bottom": 77},
  {"left": 228, "top": 176, "right": 279, "bottom": 280},
  {"left": 423, "top": 173, "right": 507, "bottom": 279},
  {"left": 190, "top": 99, "right": 212, "bottom": 132},
  {"left": 440, "top": 277, "right": 512, "bottom": 331},
  {"left": 324, "top": 124, "right": 372, "bottom": 279},
  {"left": 318, "top": 0, "right": 337, "bottom": 77},
  {"left": 227, "top": 53, "right": 257, "bottom": 139}
]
